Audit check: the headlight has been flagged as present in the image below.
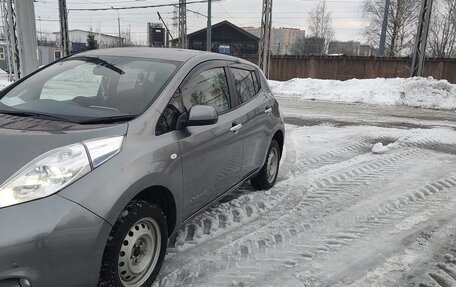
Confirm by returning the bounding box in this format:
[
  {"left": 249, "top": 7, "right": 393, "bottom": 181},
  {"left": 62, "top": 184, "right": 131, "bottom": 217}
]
[
  {"left": 0, "top": 136, "right": 124, "bottom": 208},
  {"left": 84, "top": 136, "right": 124, "bottom": 168}
]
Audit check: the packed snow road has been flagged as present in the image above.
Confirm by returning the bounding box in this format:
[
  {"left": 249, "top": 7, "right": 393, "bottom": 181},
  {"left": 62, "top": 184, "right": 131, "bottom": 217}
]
[{"left": 155, "top": 99, "right": 456, "bottom": 287}]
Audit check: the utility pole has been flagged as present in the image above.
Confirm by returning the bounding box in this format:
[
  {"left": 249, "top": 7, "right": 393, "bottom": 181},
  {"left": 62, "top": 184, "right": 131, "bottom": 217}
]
[
  {"left": 59, "top": 0, "right": 70, "bottom": 56},
  {"left": 411, "top": 0, "right": 434, "bottom": 77},
  {"left": 206, "top": 0, "right": 211, "bottom": 52},
  {"left": 258, "top": 0, "right": 273, "bottom": 78},
  {"left": 157, "top": 11, "right": 174, "bottom": 47},
  {"left": 4, "top": 0, "right": 19, "bottom": 80},
  {"left": 12, "top": 0, "right": 39, "bottom": 78},
  {"left": 178, "top": 0, "right": 187, "bottom": 49},
  {"left": 379, "top": 0, "right": 390, "bottom": 56},
  {"left": 112, "top": 7, "right": 122, "bottom": 47}
]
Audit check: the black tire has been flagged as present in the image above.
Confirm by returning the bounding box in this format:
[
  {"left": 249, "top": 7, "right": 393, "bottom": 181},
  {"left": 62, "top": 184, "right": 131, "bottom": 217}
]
[
  {"left": 251, "top": 139, "right": 281, "bottom": 190},
  {"left": 98, "top": 200, "right": 168, "bottom": 287}
]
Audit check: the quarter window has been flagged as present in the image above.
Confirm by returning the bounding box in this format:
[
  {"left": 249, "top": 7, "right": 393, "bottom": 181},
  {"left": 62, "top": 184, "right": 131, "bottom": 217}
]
[
  {"left": 181, "top": 68, "right": 230, "bottom": 114},
  {"left": 231, "top": 68, "right": 259, "bottom": 103}
]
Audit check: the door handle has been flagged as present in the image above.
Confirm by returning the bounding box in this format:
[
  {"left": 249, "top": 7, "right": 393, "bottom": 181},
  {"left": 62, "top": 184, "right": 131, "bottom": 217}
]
[
  {"left": 265, "top": 106, "right": 273, "bottom": 114},
  {"left": 230, "top": 123, "right": 243, "bottom": 133}
]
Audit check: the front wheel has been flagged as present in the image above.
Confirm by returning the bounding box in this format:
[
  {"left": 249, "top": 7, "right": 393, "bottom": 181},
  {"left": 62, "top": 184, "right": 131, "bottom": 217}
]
[
  {"left": 251, "top": 139, "right": 281, "bottom": 190},
  {"left": 98, "top": 200, "right": 167, "bottom": 287}
]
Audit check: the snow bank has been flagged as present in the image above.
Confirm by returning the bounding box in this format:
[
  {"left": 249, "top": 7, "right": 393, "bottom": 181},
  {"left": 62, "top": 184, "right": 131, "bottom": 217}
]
[{"left": 270, "top": 77, "right": 456, "bottom": 110}]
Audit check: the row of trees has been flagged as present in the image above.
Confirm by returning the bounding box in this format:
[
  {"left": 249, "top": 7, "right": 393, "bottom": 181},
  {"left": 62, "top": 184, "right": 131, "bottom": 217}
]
[
  {"left": 364, "top": 0, "right": 456, "bottom": 57},
  {"left": 294, "top": 0, "right": 456, "bottom": 57}
]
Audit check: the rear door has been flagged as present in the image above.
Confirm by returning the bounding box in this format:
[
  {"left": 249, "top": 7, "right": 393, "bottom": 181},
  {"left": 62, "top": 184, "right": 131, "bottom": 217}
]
[
  {"left": 177, "top": 61, "right": 244, "bottom": 218},
  {"left": 228, "top": 64, "right": 276, "bottom": 179}
]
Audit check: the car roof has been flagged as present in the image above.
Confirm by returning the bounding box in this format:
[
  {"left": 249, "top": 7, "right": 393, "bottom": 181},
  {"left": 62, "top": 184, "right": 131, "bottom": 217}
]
[{"left": 74, "top": 47, "right": 246, "bottom": 64}]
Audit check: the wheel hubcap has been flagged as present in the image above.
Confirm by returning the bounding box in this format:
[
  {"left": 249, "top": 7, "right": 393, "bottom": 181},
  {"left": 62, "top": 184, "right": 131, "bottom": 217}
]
[
  {"left": 267, "top": 147, "right": 279, "bottom": 183},
  {"left": 118, "top": 218, "right": 161, "bottom": 287}
]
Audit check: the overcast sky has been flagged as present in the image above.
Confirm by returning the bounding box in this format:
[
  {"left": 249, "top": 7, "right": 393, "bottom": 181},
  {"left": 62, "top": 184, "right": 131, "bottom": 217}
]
[{"left": 33, "top": 0, "right": 367, "bottom": 45}]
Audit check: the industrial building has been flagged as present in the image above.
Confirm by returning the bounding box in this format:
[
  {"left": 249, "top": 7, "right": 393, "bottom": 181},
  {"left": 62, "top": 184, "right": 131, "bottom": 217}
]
[
  {"left": 147, "top": 23, "right": 166, "bottom": 47},
  {"left": 328, "top": 41, "right": 377, "bottom": 57},
  {"left": 53, "top": 29, "right": 124, "bottom": 51},
  {"left": 172, "top": 21, "right": 259, "bottom": 56},
  {"left": 243, "top": 27, "right": 306, "bottom": 55}
]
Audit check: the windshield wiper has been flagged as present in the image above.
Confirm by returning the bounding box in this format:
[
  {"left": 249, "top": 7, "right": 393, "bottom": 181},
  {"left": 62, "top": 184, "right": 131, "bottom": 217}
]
[
  {"left": 0, "top": 110, "right": 76, "bottom": 122},
  {"left": 71, "top": 56, "right": 125, "bottom": 75},
  {"left": 78, "top": 115, "right": 136, "bottom": 124}
]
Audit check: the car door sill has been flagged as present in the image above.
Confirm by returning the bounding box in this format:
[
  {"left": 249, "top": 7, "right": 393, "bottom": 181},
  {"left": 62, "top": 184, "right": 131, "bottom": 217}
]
[{"left": 182, "top": 168, "right": 260, "bottom": 225}]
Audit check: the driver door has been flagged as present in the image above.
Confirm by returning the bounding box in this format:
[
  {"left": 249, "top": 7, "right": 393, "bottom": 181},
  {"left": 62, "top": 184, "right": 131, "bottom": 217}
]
[{"left": 177, "top": 61, "right": 244, "bottom": 219}]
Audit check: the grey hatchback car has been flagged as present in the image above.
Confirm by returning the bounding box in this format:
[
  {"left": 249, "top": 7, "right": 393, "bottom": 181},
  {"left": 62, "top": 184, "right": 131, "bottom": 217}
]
[{"left": 0, "top": 48, "right": 284, "bottom": 287}]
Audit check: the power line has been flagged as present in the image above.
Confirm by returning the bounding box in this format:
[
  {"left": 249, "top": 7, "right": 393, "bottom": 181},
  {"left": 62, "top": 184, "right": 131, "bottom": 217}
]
[
  {"left": 217, "top": 2, "right": 242, "bottom": 26},
  {"left": 67, "top": 0, "right": 212, "bottom": 11}
]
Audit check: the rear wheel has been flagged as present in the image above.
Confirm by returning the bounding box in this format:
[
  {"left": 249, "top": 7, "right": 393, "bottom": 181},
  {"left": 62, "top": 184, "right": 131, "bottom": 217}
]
[
  {"left": 251, "top": 139, "right": 281, "bottom": 190},
  {"left": 98, "top": 200, "right": 167, "bottom": 287}
]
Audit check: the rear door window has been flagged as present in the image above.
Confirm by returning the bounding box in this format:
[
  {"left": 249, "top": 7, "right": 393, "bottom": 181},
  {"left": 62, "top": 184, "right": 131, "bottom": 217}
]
[{"left": 231, "top": 68, "right": 259, "bottom": 104}]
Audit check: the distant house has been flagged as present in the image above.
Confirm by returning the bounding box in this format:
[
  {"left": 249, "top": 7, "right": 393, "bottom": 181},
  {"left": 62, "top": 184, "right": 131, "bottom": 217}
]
[
  {"left": 328, "top": 41, "right": 361, "bottom": 56},
  {"left": 243, "top": 27, "right": 305, "bottom": 55},
  {"left": 328, "top": 41, "right": 377, "bottom": 57},
  {"left": 0, "top": 44, "right": 8, "bottom": 72},
  {"left": 360, "top": 45, "right": 378, "bottom": 57},
  {"left": 53, "top": 29, "right": 125, "bottom": 51},
  {"left": 172, "top": 21, "right": 259, "bottom": 56},
  {"left": 0, "top": 42, "right": 62, "bottom": 72}
]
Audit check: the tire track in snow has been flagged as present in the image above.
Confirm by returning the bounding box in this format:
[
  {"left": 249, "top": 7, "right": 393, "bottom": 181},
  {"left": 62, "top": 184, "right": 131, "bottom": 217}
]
[
  {"left": 168, "top": 131, "right": 374, "bottom": 250},
  {"left": 156, "top": 147, "right": 425, "bottom": 286},
  {"left": 217, "top": 174, "right": 456, "bottom": 287},
  {"left": 294, "top": 135, "right": 397, "bottom": 172}
]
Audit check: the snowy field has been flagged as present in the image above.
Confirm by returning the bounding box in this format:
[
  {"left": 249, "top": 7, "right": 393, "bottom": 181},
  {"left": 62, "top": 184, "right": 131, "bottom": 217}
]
[{"left": 155, "top": 78, "right": 456, "bottom": 287}]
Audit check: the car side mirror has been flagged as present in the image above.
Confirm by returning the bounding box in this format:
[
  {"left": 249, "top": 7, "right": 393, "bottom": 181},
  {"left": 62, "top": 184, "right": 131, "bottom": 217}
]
[{"left": 186, "top": 105, "right": 218, "bottom": 127}]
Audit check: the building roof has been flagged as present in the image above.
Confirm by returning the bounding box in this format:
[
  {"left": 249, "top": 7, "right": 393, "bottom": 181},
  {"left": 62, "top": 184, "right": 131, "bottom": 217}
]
[
  {"left": 191, "top": 21, "right": 259, "bottom": 40},
  {"left": 53, "top": 29, "right": 124, "bottom": 39},
  {"left": 172, "top": 20, "right": 260, "bottom": 44}
]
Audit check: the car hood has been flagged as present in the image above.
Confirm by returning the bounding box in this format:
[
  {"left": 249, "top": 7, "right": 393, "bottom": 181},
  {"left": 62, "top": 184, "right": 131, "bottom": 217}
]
[{"left": 0, "top": 115, "right": 128, "bottom": 185}]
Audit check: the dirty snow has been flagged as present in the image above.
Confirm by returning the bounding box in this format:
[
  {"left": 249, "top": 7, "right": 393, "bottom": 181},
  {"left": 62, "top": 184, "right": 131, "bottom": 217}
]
[{"left": 270, "top": 77, "right": 456, "bottom": 110}]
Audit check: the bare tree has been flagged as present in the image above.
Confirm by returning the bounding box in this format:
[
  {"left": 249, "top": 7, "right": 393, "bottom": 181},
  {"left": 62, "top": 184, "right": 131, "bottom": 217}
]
[
  {"left": 363, "top": 0, "right": 420, "bottom": 56},
  {"left": 291, "top": 38, "right": 305, "bottom": 55},
  {"left": 308, "top": 0, "right": 334, "bottom": 54},
  {"left": 428, "top": 0, "right": 456, "bottom": 57}
]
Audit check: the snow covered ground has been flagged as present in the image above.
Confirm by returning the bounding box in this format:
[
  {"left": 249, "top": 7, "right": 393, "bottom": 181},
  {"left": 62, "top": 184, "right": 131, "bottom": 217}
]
[
  {"left": 155, "top": 120, "right": 456, "bottom": 287},
  {"left": 0, "top": 71, "right": 11, "bottom": 89},
  {"left": 269, "top": 77, "right": 456, "bottom": 111},
  {"left": 154, "top": 78, "right": 456, "bottom": 287}
]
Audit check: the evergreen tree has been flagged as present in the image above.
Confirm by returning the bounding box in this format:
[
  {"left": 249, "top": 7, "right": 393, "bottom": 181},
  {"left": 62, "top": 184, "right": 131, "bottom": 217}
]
[{"left": 87, "top": 32, "right": 98, "bottom": 50}]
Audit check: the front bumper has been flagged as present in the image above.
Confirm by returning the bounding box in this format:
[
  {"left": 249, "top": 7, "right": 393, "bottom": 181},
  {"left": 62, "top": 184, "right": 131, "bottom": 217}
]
[{"left": 0, "top": 195, "right": 112, "bottom": 287}]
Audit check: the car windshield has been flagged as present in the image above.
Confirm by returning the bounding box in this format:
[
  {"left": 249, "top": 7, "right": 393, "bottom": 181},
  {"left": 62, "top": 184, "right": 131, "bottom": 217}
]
[{"left": 0, "top": 56, "right": 180, "bottom": 123}]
